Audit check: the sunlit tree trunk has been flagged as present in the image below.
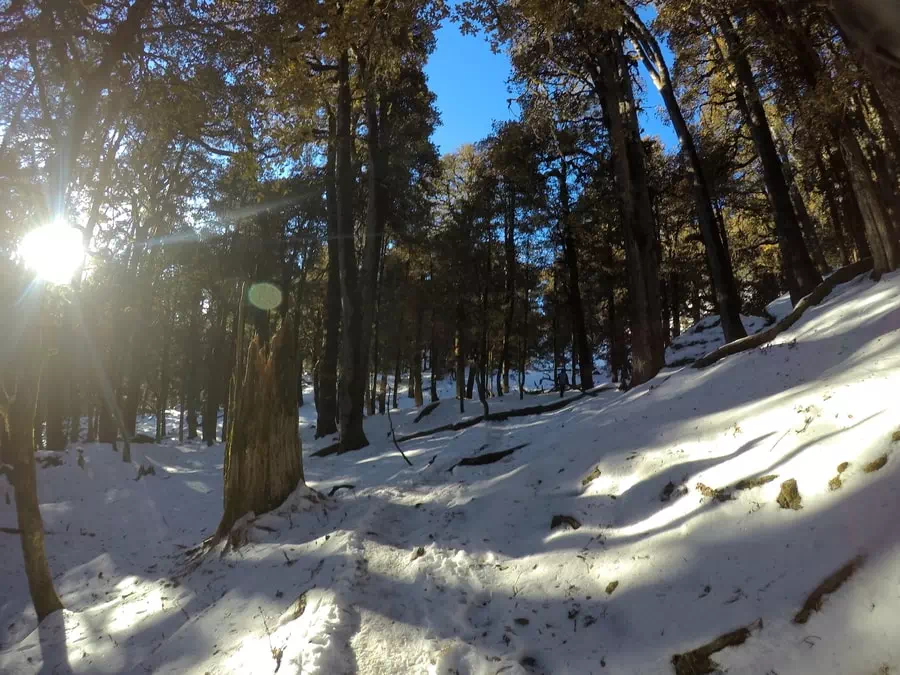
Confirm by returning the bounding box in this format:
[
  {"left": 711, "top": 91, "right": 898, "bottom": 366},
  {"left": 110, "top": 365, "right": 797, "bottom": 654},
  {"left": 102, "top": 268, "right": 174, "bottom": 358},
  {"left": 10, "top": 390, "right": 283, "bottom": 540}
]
[
  {"left": 2, "top": 330, "right": 63, "bottom": 621},
  {"left": 217, "top": 320, "right": 304, "bottom": 538}
]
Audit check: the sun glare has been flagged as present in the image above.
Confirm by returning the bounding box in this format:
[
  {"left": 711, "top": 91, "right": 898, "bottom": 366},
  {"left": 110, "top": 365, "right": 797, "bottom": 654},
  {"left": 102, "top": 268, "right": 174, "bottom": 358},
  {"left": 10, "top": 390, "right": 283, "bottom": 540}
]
[{"left": 19, "top": 220, "right": 85, "bottom": 285}]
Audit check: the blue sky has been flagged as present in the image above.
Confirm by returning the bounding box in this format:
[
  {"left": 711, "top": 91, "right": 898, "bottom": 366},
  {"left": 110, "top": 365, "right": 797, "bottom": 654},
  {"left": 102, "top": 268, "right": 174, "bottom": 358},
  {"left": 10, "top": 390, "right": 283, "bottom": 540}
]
[{"left": 424, "top": 20, "right": 679, "bottom": 155}]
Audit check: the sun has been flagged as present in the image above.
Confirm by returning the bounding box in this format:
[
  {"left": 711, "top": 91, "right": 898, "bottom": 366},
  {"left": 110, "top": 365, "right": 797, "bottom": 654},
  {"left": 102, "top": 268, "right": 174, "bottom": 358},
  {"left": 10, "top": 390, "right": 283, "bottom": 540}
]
[{"left": 18, "top": 220, "right": 85, "bottom": 286}]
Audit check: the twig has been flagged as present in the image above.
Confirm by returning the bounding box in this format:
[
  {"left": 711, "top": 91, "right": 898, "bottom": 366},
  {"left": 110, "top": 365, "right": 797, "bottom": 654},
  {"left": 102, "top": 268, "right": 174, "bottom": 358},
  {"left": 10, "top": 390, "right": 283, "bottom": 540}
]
[{"left": 387, "top": 386, "right": 413, "bottom": 467}]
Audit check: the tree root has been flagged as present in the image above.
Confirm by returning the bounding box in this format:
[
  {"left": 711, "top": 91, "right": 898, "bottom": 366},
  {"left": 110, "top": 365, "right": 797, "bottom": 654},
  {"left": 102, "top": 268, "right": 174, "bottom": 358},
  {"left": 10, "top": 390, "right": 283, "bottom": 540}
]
[{"left": 693, "top": 259, "right": 872, "bottom": 369}]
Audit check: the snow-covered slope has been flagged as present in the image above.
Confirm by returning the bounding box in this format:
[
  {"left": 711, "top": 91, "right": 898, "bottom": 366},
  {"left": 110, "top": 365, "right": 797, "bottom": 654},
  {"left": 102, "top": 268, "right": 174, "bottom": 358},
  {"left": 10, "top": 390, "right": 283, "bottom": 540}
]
[{"left": 2, "top": 272, "right": 900, "bottom": 674}]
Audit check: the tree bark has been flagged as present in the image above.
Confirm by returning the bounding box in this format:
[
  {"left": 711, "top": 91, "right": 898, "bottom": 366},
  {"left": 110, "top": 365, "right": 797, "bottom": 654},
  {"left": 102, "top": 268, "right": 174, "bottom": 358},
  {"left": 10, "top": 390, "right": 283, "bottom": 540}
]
[
  {"left": 2, "top": 333, "right": 64, "bottom": 621},
  {"left": 455, "top": 299, "right": 466, "bottom": 414},
  {"left": 335, "top": 51, "right": 368, "bottom": 451},
  {"left": 217, "top": 321, "right": 304, "bottom": 538},
  {"left": 840, "top": 133, "right": 900, "bottom": 274},
  {"left": 556, "top": 159, "right": 594, "bottom": 390},
  {"left": 498, "top": 183, "right": 516, "bottom": 395},
  {"left": 589, "top": 34, "right": 664, "bottom": 385},
  {"left": 317, "top": 114, "right": 340, "bottom": 438}
]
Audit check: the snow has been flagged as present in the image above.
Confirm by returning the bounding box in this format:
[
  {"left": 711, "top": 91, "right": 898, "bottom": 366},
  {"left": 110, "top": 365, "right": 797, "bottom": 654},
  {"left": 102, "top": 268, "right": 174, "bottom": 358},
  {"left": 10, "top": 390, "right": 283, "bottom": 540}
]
[{"left": 2, "top": 271, "right": 900, "bottom": 674}]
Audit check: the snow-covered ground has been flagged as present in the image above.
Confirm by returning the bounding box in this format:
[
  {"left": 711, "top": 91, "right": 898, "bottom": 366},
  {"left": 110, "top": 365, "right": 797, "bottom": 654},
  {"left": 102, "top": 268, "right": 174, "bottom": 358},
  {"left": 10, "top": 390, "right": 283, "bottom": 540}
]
[{"left": 2, "top": 271, "right": 900, "bottom": 674}]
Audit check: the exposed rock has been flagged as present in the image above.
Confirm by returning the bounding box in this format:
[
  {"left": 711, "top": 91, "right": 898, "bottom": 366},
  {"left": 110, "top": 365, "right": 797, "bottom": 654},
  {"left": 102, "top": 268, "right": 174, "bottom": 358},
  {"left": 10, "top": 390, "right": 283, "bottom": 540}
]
[
  {"left": 550, "top": 515, "right": 581, "bottom": 531},
  {"left": 776, "top": 479, "right": 802, "bottom": 510},
  {"left": 606, "top": 580, "right": 619, "bottom": 595},
  {"left": 837, "top": 462, "right": 850, "bottom": 474}
]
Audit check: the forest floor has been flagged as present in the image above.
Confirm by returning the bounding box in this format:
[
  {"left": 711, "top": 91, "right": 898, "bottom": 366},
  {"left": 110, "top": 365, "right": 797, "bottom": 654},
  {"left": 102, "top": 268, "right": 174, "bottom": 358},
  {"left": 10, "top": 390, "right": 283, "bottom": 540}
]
[{"left": 2, "top": 271, "right": 900, "bottom": 675}]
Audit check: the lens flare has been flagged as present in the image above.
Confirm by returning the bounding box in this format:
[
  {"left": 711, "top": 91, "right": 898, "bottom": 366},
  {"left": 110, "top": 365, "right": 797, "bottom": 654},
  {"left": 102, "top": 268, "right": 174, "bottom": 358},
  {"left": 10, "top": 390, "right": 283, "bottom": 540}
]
[{"left": 19, "top": 220, "right": 84, "bottom": 285}]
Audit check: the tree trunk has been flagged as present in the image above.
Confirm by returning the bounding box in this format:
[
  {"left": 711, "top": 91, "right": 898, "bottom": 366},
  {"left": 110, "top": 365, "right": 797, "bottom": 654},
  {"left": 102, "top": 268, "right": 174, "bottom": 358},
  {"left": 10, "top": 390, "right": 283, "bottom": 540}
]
[
  {"left": 817, "top": 154, "right": 853, "bottom": 266},
  {"left": 622, "top": 5, "right": 745, "bottom": 343},
  {"left": 217, "top": 321, "right": 304, "bottom": 538},
  {"left": 557, "top": 159, "right": 594, "bottom": 390},
  {"left": 2, "top": 338, "right": 64, "bottom": 621},
  {"left": 379, "top": 370, "right": 387, "bottom": 414},
  {"left": 590, "top": 34, "right": 664, "bottom": 385},
  {"left": 203, "top": 304, "right": 227, "bottom": 447},
  {"left": 185, "top": 292, "right": 201, "bottom": 441},
  {"left": 670, "top": 272, "right": 682, "bottom": 339},
  {"left": 44, "top": 350, "right": 67, "bottom": 452},
  {"left": 840, "top": 132, "right": 900, "bottom": 275},
  {"left": 773, "top": 133, "right": 831, "bottom": 275},
  {"left": 499, "top": 184, "right": 516, "bottom": 395},
  {"left": 429, "top": 305, "right": 440, "bottom": 403},
  {"left": 317, "top": 115, "right": 340, "bottom": 439},
  {"left": 465, "top": 358, "right": 476, "bottom": 400},
  {"left": 335, "top": 52, "right": 368, "bottom": 452},
  {"left": 392, "top": 353, "right": 401, "bottom": 410},
  {"left": 715, "top": 13, "right": 822, "bottom": 304},
  {"left": 156, "top": 300, "right": 174, "bottom": 442},
  {"left": 412, "top": 286, "right": 425, "bottom": 408},
  {"left": 455, "top": 298, "right": 466, "bottom": 414}
]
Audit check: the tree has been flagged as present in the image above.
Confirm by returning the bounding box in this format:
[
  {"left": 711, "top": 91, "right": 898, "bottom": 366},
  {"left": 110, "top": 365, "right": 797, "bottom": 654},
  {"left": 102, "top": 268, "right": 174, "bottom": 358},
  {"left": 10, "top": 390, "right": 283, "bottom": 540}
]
[{"left": 218, "top": 316, "right": 304, "bottom": 537}]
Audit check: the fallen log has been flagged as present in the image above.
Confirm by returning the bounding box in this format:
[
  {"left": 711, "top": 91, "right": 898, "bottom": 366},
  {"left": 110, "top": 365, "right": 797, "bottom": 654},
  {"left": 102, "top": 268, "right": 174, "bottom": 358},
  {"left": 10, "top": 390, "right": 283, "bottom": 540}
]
[
  {"left": 413, "top": 401, "right": 441, "bottom": 424},
  {"left": 693, "top": 259, "right": 872, "bottom": 369},
  {"left": 450, "top": 443, "right": 531, "bottom": 471},
  {"left": 313, "top": 385, "right": 613, "bottom": 459}
]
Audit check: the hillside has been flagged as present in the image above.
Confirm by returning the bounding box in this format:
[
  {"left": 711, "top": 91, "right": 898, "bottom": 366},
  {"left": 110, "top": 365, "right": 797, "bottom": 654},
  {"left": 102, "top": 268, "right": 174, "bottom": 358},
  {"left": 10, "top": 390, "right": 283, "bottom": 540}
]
[{"left": 2, "top": 270, "right": 899, "bottom": 674}]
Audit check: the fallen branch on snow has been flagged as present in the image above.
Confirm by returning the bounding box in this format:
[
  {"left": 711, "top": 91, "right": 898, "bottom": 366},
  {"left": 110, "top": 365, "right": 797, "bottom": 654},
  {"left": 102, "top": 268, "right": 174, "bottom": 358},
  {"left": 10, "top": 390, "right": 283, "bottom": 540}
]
[
  {"left": 413, "top": 401, "right": 440, "bottom": 423},
  {"left": 313, "top": 385, "right": 614, "bottom": 458},
  {"left": 449, "top": 443, "right": 530, "bottom": 471},
  {"left": 693, "top": 259, "right": 873, "bottom": 369},
  {"left": 671, "top": 618, "right": 763, "bottom": 675},
  {"left": 793, "top": 555, "right": 865, "bottom": 624}
]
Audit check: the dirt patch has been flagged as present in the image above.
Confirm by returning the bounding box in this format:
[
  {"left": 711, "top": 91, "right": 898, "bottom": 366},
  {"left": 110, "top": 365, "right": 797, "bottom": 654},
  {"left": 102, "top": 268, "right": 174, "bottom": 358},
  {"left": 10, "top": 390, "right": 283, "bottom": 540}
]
[
  {"left": 794, "top": 556, "right": 865, "bottom": 624},
  {"left": 863, "top": 455, "right": 888, "bottom": 474},
  {"left": 892, "top": 430, "right": 900, "bottom": 443},
  {"left": 828, "top": 476, "right": 843, "bottom": 491},
  {"left": 671, "top": 619, "right": 762, "bottom": 675},
  {"left": 606, "top": 580, "right": 619, "bottom": 595},
  {"left": 776, "top": 479, "right": 802, "bottom": 510}
]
